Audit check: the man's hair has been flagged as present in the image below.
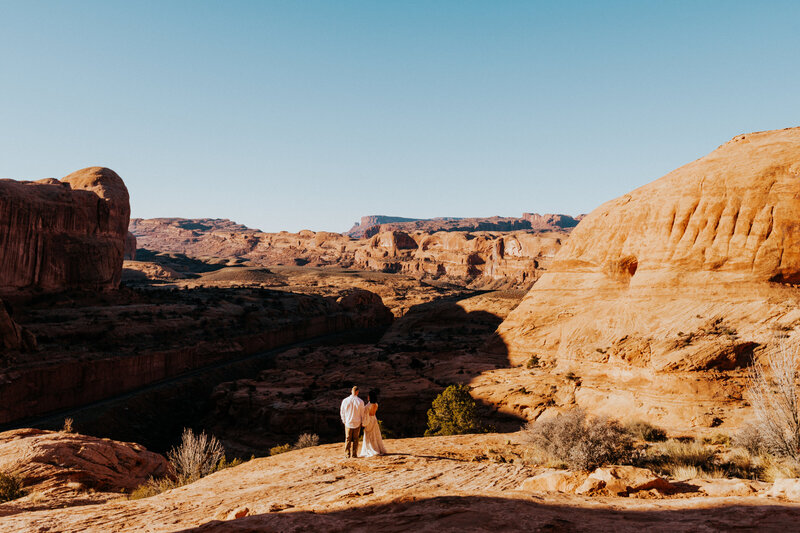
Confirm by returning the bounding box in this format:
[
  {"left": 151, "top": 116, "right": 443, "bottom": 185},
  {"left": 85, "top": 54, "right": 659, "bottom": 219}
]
[{"left": 351, "top": 385, "right": 359, "bottom": 394}]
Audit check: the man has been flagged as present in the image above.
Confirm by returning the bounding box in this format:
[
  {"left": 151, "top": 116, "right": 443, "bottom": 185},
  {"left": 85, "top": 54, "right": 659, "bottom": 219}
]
[{"left": 340, "top": 385, "right": 365, "bottom": 458}]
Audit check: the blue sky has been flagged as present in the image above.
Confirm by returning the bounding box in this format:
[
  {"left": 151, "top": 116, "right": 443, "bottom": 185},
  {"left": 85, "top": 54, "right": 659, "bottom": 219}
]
[{"left": 1, "top": 1, "right": 798, "bottom": 232}]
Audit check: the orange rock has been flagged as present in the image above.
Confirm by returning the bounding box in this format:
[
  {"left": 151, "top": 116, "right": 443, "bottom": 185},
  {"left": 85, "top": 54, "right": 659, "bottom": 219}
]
[{"left": 494, "top": 128, "right": 800, "bottom": 429}]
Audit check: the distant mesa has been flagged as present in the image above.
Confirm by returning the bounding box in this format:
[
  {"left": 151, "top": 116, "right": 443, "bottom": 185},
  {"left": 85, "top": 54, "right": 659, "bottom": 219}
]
[{"left": 345, "top": 213, "right": 583, "bottom": 238}]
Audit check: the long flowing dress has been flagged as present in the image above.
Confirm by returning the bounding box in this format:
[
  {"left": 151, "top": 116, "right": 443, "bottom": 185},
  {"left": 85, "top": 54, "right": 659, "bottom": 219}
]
[{"left": 360, "top": 402, "right": 387, "bottom": 457}]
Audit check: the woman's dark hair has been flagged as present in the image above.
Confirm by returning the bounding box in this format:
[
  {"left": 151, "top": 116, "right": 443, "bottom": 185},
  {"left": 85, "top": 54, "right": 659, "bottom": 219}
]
[{"left": 368, "top": 389, "right": 379, "bottom": 404}]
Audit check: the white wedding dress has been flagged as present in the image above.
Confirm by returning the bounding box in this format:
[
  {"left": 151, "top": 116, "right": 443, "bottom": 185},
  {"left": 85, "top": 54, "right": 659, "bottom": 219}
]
[{"left": 360, "top": 402, "right": 387, "bottom": 457}]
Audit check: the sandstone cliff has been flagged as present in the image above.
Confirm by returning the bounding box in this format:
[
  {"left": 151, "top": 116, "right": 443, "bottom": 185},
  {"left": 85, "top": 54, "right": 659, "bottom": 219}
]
[
  {"left": 0, "top": 167, "right": 130, "bottom": 295},
  {"left": 491, "top": 127, "right": 800, "bottom": 429}
]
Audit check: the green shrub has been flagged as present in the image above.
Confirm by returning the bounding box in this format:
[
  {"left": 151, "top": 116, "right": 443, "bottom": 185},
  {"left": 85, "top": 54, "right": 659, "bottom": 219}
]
[
  {"left": 522, "top": 408, "right": 634, "bottom": 470},
  {"left": 526, "top": 355, "right": 540, "bottom": 369},
  {"left": 0, "top": 471, "right": 26, "bottom": 503},
  {"left": 425, "top": 384, "right": 481, "bottom": 437}
]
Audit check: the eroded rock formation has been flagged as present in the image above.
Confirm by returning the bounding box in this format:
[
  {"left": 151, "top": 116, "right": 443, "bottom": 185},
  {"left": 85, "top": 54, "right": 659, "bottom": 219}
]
[
  {"left": 130, "top": 218, "right": 568, "bottom": 289},
  {"left": 346, "top": 213, "right": 581, "bottom": 238},
  {"left": 0, "top": 167, "right": 130, "bottom": 295},
  {"left": 0, "top": 428, "right": 167, "bottom": 498},
  {"left": 492, "top": 127, "right": 800, "bottom": 429}
]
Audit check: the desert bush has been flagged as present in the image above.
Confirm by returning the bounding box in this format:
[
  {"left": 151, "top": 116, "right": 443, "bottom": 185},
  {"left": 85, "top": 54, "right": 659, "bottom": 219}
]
[
  {"left": 526, "top": 355, "right": 540, "bottom": 369},
  {"left": 425, "top": 384, "right": 481, "bottom": 437},
  {"left": 167, "top": 428, "right": 225, "bottom": 483},
  {"left": 294, "top": 433, "right": 320, "bottom": 449},
  {"left": 128, "top": 476, "right": 180, "bottom": 500},
  {"left": 522, "top": 408, "right": 634, "bottom": 470},
  {"left": 270, "top": 443, "right": 292, "bottom": 456},
  {"left": 0, "top": 471, "right": 26, "bottom": 502},
  {"left": 626, "top": 420, "right": 667, "bottom": 442},
  {"left": 61, "top": 417, "right": 75, "bottom": 433},
  {"left": 636, "top": 439, "right": 718, "bottom": 479},
  {"left": 732, "top": 423, "right": 766, "bottom": 455},
  {"left": 746, "top": 342, "right": 800, "bottom": 460}
]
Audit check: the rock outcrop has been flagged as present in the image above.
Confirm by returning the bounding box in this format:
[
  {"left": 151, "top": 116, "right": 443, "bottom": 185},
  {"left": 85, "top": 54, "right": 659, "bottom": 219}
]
[
  {"left": 492, "top": 127, "right": 800, "bottom": 429},
  {"left": 0, "top": 428, "right": 167, "bottom": 495},
  {"left": 0, "top": 167, "right": 130, "bottom": 295},
  {"left": 3, "top": 432, "right": 800, "bottom": 532}
]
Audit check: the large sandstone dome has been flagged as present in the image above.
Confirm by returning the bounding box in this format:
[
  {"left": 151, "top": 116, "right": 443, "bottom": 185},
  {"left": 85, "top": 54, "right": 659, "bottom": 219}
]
[{"left": 492, "top": 127, "right": 800, "bottom": 429}]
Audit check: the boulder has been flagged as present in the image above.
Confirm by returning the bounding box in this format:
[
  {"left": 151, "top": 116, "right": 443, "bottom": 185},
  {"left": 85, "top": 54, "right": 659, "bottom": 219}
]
[
  {"left": 0, "top": 428, "right": 167, "bottom": 494},
  {"left": 578, "top": 466, "right": 674, "bottom": 496},
  {"left": 0, "top": 167, "right": 130, "bottom": 294},
  {"left": 518, "top": 470, "right": 588, "bottom": 492}
]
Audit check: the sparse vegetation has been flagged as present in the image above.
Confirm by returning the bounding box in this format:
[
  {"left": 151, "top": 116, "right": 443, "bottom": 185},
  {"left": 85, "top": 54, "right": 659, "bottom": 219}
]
[
  {"left": 626, "top": 420, "right": 667, "bottom": 442},
  {"left": 425, "top": 384, "right": 482, "bottom": 437},
  {"left": 526, "top": 355, "right": 540, "bottom": 369},
  {"left": 130, "top": 428, "right": 231, "bottom": 500},
  {"left": 522, "top": 408, "right": 634, "bottom": 470},
  {"left": 745, "top": 342, "right": 800, "bottom": 460},
  {"left": 294, "top": 433, "right": 320, "bottom": 449},
  {"left": 0, "top": 471, "right": 26, "bottom": 503},
  {"left": 270, "top": 443, "right": 292, "bottom": 456},
  {"left": 61, "top": 417, "right": 75, "bottom": 433},
  {"left": 168, "top": 428, "right": 225, "bottom": 483}
]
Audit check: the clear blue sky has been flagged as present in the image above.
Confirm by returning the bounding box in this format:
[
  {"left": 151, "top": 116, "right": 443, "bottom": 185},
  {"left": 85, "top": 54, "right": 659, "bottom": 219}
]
[{"left": 1, "top": 1, "right": 798, "bottom": 232}]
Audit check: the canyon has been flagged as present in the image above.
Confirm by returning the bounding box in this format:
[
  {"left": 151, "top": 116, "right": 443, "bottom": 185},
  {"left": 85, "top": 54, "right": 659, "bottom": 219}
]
[
  {"left": 129, "top": 215, "right": 572, "bottom": 290},
  {"left": 5, "top": 129, "right": 800, "bottom": 530}
]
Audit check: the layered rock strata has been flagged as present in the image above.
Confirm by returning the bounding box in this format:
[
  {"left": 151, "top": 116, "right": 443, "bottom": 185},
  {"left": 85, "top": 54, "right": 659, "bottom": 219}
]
[
  {"left": 130, "top": 218, "right": 567, "bottom": 289},
  {"left": 0, "top": 167, "right": 130, "bottom": 295},
  {"left": 492, "top": 127, "right": 800, "bottom": 429}
]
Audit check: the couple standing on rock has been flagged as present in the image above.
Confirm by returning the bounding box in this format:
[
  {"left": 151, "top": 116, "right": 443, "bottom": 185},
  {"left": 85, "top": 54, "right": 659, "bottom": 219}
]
[{"left": 340, "top": 386, "right": 387, "bottom": 458}]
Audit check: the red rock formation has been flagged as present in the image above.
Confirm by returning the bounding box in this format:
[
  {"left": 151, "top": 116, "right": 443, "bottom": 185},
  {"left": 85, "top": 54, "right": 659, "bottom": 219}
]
[
  {"left": 492, "top": 127, "right": 800, "bottom": 429},
  {"left": 0, "top": 300, "right": 34, "bottom": 352},
  {"left": 130, "top": 218, "right": 567, "bottom": 289},
  {"left": 0, "top": 428, "right": 167, "bottom": 495},
  {"left": 346, "top": 213, "right": 579, "bottom": 238},
  {"left": 0, "top": 167, "right": 130, "bottom": 295}
]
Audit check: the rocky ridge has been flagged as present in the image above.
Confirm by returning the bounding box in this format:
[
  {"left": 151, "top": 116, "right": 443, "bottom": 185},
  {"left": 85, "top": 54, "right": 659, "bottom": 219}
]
[
  {"left": 346, "top": 212, "right": 581, "bottom": 238},
  {"left": 130, "top": 218, "right": 569, "bottom": 290}
]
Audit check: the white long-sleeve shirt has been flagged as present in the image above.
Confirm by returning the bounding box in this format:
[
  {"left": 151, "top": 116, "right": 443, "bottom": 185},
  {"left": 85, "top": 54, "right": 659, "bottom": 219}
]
[{"left": 340, "top": 394, "right": 365, "bottom": 429}]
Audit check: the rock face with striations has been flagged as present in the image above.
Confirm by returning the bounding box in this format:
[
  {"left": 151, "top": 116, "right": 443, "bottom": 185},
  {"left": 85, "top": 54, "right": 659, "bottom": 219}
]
[
  {"left": 0, "top": 167, "right": 130, "bottom": 295},
  {"left": 492, "top": 128, "right": 800, "bottom": 429}
]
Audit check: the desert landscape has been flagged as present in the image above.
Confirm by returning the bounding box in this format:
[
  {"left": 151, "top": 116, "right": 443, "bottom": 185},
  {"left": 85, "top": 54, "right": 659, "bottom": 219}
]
[
  {"left": 4, "top": 2, "right": 800, "bottom": 531},
  {"left": 3, "top": 129, "right": 800, "bottom": 532}
]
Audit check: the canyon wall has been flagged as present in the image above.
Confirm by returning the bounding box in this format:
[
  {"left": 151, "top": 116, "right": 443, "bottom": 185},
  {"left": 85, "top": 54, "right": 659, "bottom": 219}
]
[
  {"left": 0, "top": 287, "right": 392, "bottom": 425},
  {"left": 491, "top": 127, "right": 800, "bottom": 430},
  {"left": 130, "top": 218, "right": 569, "bottom": 289},
  {"left": 0, "top": 167, "right": 130, "bottom": 295}
]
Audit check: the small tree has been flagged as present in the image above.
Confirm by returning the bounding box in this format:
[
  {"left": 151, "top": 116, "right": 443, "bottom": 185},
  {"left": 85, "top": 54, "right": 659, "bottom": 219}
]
[
  {"left": 425, "top": 384, "right": 481, "bottom": 436},
  {"left": 747, "top": 342, "right": 800, "bottom": 460},
  {"left": 167, "top": 428, "right": 225, "bottom": 482}
]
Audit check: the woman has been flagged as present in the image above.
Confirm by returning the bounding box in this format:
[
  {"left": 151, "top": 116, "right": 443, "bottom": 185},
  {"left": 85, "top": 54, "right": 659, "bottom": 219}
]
[{"left": 360, "top": 389, "right": 387, "bottom": 457}]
